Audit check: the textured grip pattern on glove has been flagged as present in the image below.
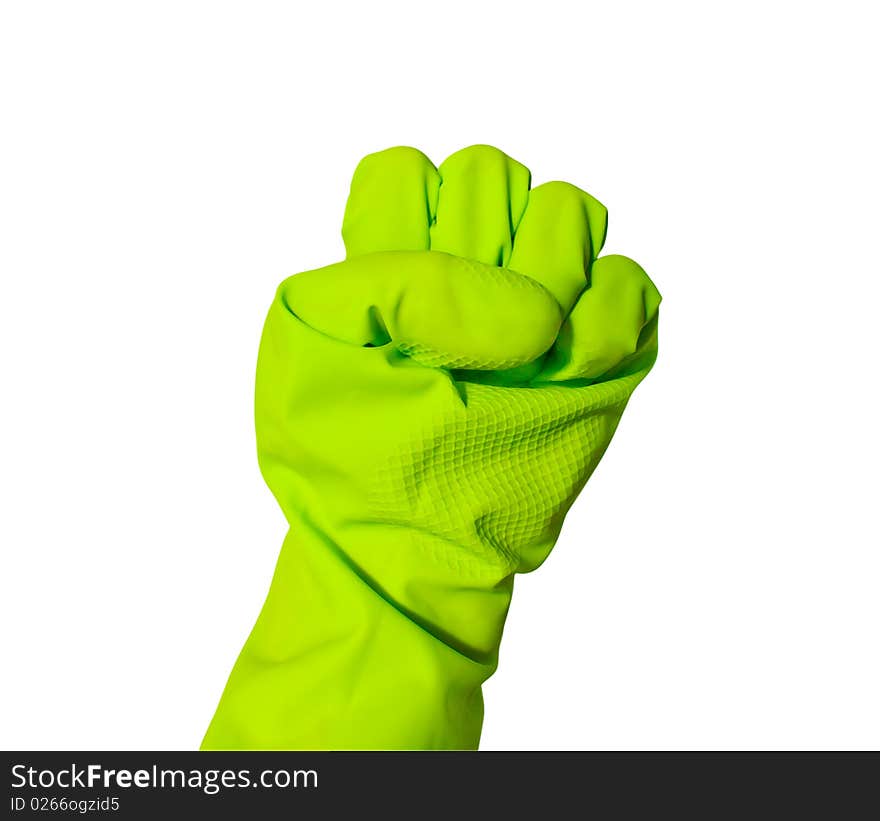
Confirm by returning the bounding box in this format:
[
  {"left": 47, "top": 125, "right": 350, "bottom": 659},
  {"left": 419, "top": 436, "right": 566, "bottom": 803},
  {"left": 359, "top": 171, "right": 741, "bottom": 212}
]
[{"left": 368, "top": 375, "right": 639, "bottom": 580}]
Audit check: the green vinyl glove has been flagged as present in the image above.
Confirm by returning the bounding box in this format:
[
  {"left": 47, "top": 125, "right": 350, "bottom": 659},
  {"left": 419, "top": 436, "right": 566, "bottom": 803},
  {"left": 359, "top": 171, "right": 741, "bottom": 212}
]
[{"left": 201, "top": 145, "right": 661, "bottom": 750}]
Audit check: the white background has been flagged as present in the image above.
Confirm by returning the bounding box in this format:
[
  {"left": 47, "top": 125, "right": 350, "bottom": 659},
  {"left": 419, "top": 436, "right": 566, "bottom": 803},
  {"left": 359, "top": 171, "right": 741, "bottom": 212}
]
[{"left": 1, "top": 1, "right": 878, "bottom": 751}]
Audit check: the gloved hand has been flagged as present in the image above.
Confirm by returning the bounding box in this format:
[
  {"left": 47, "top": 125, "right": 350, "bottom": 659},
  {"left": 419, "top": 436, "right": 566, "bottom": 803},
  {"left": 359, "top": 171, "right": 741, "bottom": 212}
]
[{"left": 202, "top": 145, "right": 661, "bottom": 750}]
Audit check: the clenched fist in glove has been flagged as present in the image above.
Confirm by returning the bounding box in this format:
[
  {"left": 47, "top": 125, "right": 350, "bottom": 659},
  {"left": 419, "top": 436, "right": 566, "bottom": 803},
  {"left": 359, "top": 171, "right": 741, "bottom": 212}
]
[{"left": 202, "top": 145, "right": 661, "bottom": 750}]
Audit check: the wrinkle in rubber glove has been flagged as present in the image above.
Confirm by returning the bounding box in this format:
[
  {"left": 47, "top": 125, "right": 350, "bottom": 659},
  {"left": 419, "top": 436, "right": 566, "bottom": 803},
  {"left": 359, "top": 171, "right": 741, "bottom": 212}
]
[{"left": 202, "top": 145, "right": 661, "bottom": 751}]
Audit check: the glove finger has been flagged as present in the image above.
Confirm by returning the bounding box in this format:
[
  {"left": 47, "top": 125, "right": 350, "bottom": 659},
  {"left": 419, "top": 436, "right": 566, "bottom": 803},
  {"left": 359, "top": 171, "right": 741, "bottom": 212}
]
[
  {"left": 508, "top": 181, "right": 608, "bottom": 314},
  {"left": 429, "top": 145, "right": 530, "bottom": 267},
  {"left": 342, "top": 147, "right": 441, "bottom": 257},
  {"left": 279, "top": 250, "right": 562, "bottom": 370},
  {"left": 539, "top": 254, "right": 661, "bottom": 382}
]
